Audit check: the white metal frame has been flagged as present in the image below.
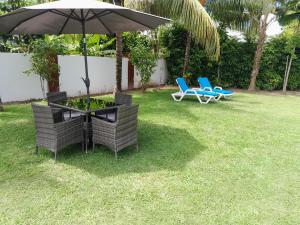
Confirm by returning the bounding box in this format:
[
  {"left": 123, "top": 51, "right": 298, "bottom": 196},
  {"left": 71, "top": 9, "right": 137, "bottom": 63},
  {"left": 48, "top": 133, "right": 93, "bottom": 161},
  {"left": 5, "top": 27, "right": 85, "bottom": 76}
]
[
  {"left": 171, "top": 80, "right": 220, "bottom": 104},
  {"left": 201, "top": 86, "right": 234, "bottom": 98}
]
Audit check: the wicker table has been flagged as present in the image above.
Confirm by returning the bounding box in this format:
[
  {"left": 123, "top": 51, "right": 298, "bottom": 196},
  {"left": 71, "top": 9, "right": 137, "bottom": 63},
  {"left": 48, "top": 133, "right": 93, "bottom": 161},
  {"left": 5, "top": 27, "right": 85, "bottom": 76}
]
[{"left": 49, "top": 99, "right": 119, "bottom": 153}]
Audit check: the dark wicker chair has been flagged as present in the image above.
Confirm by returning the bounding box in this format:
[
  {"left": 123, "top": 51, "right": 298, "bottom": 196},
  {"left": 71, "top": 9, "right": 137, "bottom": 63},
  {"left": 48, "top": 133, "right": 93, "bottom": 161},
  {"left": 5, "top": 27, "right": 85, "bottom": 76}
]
[
  {"left": 114, "top": 92, "right": 132, "bottom": 106},
  {"left": 92, "top": 104, "right": 139, "bottom": 159},
  {"left": 47, "top": 91, "right": 81, "bottom": 120},
  {"left": 47, "top": 92, "right": 67, "bottom": 105},
  {"left": 31, "top": 103, "right": 84, "bottom": 161}
]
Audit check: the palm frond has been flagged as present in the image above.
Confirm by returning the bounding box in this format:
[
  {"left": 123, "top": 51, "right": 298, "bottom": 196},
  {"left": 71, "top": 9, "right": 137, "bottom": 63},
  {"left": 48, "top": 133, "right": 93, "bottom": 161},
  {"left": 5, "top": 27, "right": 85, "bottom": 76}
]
[
  {"left": 125, "top": 0, "right": 220, "bottom": 60},
  {"left": 277, "top": 0, "right": 300, "bottom": 26},
  {"left": 207, "top": 0, "right": 274, "bottom": 34}
]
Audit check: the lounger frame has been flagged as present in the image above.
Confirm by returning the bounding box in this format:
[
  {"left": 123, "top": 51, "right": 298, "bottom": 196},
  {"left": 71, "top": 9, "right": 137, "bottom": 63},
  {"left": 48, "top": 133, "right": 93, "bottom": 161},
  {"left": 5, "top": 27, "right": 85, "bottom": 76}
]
[{"left": 171, "top": 80, "right": 220, "bottom": 104}]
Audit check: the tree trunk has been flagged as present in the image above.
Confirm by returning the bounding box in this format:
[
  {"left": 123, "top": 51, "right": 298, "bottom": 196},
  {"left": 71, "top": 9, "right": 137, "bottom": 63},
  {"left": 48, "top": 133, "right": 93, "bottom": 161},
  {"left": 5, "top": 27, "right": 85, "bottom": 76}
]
[
  {"left": 115, "top": 0, "right": 124, "bottom": 93},
  {"left": 47, "top": 53, "right": 60, "bottom": 93},
  {"left": 283, "top": 49, "right": 294, "bottom": 93},
  {"left": 182, "top": 31, "right": 192, "bottom": 76},
  {"left": 199, "top": 0, "right": 207, "bottom": 5},
  {"left": 116, "top": 32, "right": 123, "bottom": 92},
  {"left": 248, "top": 13, "right": 269, "bottom": 91}
]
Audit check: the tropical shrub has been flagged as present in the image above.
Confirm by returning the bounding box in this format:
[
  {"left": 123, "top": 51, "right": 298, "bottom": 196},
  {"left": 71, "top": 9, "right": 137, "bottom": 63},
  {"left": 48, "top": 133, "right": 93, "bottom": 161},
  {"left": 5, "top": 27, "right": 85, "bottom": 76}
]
[
  {"left": 159, "top": 23, "right": 300, "bottom": 91},
  {"left": 24, "top": 36, "right": 65, "bottom": 97},
  {"left": 128, "top": 33, "right": 157, "bottom": 91}
]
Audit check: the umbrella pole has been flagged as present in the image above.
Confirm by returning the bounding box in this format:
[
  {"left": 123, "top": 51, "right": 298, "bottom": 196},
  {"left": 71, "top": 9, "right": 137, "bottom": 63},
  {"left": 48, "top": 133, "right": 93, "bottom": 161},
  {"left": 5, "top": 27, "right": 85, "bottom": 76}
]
[{"left": 81, "top": 10, "right": 91, "bottom": 111}]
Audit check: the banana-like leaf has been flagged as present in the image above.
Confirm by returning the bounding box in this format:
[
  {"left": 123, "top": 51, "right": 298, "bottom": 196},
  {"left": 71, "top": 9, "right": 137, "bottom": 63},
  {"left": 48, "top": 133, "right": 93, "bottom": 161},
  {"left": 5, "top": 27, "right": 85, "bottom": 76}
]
[
  {"left": 125, "top": 0, "right": 220, "bottom": 60},
  {"left": 277, "top": 0, "right": 300, "bottom": 27}
]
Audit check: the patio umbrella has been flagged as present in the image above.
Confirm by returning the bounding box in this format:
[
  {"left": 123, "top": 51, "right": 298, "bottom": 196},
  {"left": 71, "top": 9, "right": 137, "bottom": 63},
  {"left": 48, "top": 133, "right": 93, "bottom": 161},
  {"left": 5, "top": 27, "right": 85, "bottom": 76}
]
[{"left": 0, "top": 0, "right": 170, "bottom": 109}]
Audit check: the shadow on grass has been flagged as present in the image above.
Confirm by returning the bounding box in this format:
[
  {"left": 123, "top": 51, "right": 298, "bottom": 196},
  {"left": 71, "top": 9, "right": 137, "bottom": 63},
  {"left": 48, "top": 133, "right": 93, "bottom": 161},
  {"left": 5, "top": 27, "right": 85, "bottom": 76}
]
[{"left": 60, "top": 120, "right": 206, "bottom": 178}]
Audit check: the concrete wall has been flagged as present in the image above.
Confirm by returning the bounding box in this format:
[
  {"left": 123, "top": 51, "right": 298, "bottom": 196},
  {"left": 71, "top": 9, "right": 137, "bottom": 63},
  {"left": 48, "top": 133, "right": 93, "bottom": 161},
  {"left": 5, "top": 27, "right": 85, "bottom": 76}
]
[
  {"left": 0, "top": 53, "right": 47, "bottom": 103},
  {"left": 0, "top": 53, "right": 168, "bottom": 103}
]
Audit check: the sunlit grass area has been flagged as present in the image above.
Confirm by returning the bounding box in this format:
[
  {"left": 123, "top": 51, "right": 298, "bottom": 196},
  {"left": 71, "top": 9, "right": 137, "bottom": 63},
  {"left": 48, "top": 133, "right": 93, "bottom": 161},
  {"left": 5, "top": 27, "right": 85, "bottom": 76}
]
[{"left": 0, "top": 90, "right": 299, "bottom": 225}]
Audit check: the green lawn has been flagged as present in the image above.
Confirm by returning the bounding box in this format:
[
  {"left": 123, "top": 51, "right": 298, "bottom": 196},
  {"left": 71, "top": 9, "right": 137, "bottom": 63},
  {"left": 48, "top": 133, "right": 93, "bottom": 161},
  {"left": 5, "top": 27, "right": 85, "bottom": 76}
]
[{"left": 0, "top": 90, "right": 299, "bottom": 225}]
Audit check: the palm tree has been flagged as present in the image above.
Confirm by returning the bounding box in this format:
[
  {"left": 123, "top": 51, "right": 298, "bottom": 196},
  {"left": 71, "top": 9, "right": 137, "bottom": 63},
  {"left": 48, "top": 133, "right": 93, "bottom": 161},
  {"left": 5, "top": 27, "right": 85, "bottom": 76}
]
[
  {"left": 183, "top": 0, "right": 208, "bottom": 76},
  {"left": 125, "top": 0, "right": 220, "bottom": 74},
  {"left": 277, "top": 0, "right": 300, "bottom": 93},
  {"left": 208, "top": 0, "right": 275, "bottom": 91}
]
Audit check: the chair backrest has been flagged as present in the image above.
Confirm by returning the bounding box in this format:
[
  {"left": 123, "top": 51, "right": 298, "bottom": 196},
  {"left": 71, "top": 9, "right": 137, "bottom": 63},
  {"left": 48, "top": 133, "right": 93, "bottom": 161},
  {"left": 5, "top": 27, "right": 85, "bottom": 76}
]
[
  {"left": 116, "top": 105, "right": 139, "bottom": 127},
  {"left": 47, "top": 92, "right": 67, "bottom": 105},
  {"left": 198, "top": 77, "right": 212, "bottom": 89},
  {"left": 31, "top": 103, "right": 55, "bottom": 130},
  {"left": 176, "top": 77, "right": 189, "bottom": 92},
  {"left": 115, "top": 92, "right": 132, "bottom": 106}
]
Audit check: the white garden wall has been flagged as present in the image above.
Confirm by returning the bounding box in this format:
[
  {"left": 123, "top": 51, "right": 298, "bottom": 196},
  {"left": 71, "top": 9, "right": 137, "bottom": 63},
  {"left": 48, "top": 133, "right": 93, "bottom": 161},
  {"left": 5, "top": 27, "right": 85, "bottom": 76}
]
[{"left": 0, "top": 53, "right": 168, "bottom": 103}]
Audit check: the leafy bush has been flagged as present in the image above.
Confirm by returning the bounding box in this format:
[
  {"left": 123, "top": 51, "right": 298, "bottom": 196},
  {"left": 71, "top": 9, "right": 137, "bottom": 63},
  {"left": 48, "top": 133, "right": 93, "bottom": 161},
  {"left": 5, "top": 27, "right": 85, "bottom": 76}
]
[
  {"left": 256, "top": 71, "right": 283, "bottom": 91},
  {"left": 128, "top": 33, "right": 157, "bottom": 91},
  {"left": 24, "top": 36, "right": 65, "bottom": 97},
  {"left": 159, "top": 23, "right": 300, "bottom": 91}
]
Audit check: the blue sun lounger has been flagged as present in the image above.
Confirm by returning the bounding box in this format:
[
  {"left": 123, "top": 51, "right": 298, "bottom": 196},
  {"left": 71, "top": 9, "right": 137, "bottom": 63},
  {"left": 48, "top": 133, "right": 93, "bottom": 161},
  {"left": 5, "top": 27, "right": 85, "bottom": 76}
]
[
  {"left": 197, "top": 77, "right": 234, "bottom": 98},
  {"left": 171, "top": 77, "right": 220, "bottom": 104}
]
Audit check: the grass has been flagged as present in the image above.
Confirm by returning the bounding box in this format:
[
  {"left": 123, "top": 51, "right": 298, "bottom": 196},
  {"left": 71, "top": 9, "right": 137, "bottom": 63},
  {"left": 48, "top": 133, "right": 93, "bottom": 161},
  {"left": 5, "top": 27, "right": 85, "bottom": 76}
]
[{"left": 0, "top": 90, "right": 299, "bottom": 225}]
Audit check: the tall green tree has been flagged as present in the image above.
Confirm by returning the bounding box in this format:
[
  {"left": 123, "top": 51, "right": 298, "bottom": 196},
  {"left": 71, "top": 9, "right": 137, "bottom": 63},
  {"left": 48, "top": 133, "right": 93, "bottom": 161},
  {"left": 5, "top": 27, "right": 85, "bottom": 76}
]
[
  {"left": 277, "top": 0, "right": 300, "bottom": 92},
  {"left": 208, "top": 0, "right": 276, "bottom": 91}
]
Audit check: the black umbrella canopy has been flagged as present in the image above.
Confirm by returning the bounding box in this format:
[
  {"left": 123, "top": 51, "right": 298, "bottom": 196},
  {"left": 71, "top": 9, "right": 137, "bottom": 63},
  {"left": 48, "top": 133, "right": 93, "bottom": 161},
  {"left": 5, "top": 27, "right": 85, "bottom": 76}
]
[
  {"left": 0, "top": 0, "right": 170, "bottom": 35},
  {"left": 0, "top": 0, "right": 170, "bottom": 110}
]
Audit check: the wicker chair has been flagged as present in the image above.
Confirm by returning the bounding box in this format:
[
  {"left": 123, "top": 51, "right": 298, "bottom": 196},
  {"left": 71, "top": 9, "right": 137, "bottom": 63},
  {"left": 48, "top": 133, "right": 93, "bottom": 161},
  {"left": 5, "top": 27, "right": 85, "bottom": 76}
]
[
  {"left": 47, "top": 91, "right": 80, "bottom": 120},
  {"left": 92, "top": 104, "right": 139, "bottom": 159},
  {"left": 31, "top": 103, "right": 84, "bottom": 161},
  {"left": 114, "top": 92, "right": 132, "bottom": 106},
  {"left": 47, "top": 91, "right": 67, "bottom": 105}
]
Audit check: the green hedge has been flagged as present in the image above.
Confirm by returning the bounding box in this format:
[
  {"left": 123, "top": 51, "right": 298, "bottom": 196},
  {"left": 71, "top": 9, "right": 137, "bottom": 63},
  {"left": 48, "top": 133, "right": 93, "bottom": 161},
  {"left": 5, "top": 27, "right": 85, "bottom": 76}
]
[{"left": 159, "top": 23, "right": 300, "bottom": 91}]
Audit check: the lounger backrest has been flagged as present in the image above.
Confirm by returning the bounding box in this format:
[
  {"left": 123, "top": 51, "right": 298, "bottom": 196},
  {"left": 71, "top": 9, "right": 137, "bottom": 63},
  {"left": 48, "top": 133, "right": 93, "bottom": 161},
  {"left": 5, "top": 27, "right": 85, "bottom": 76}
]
[
  {"left": 176, "top": 77, "right": 189, "bottom": 92},
  {"left": 198, "top": 77, "right": 212, "bottom": 89}
]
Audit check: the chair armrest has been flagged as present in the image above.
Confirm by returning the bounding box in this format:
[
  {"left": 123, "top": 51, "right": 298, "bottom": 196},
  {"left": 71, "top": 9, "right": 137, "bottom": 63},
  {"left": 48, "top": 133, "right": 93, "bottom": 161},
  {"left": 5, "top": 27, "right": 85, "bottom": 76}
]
[
  {"left": 92, "top": 116, "right": 117, "bottom": 128},
  {"left": 51, "top": 107, "right": 63, "bottom": 114},
  {"left": 214, "top": 86, "right": 222, "bottom": 90},
  {"left": 202, "top": 87, "right": 213, "bottom": 92},
  {"left": 54, "top": 116, "right": 83, "bottom": 132},
  {"left": 184, "top": 89, "right": 197, "bottom": 94}
]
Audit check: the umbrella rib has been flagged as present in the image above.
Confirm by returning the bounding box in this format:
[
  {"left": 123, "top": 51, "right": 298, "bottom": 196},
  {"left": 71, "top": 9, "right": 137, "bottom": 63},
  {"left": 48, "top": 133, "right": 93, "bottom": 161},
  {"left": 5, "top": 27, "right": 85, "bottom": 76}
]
[
  {"left": 58, "top": 9, "right": 75, "bottom": 35},
  {"left": 90, "top": 10, "right": 112, "bottom": 34},
  {"left": 85, "top": 9, "right": 92, "bottom": 20},
  {"left": 8, "top": 10, "right": 50, "bottom": 34},
  {"left": 50, "top": 9, "right": 80, "bottom": 21},
  {"left": 73, "top": 11, "right": 82, "bottom": 21},
  {"left": 108, "top": 10, "right": 154, "bottom": 30},
  {"left": 87, "top": 10, "right": 112, "bottom": 21}
]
